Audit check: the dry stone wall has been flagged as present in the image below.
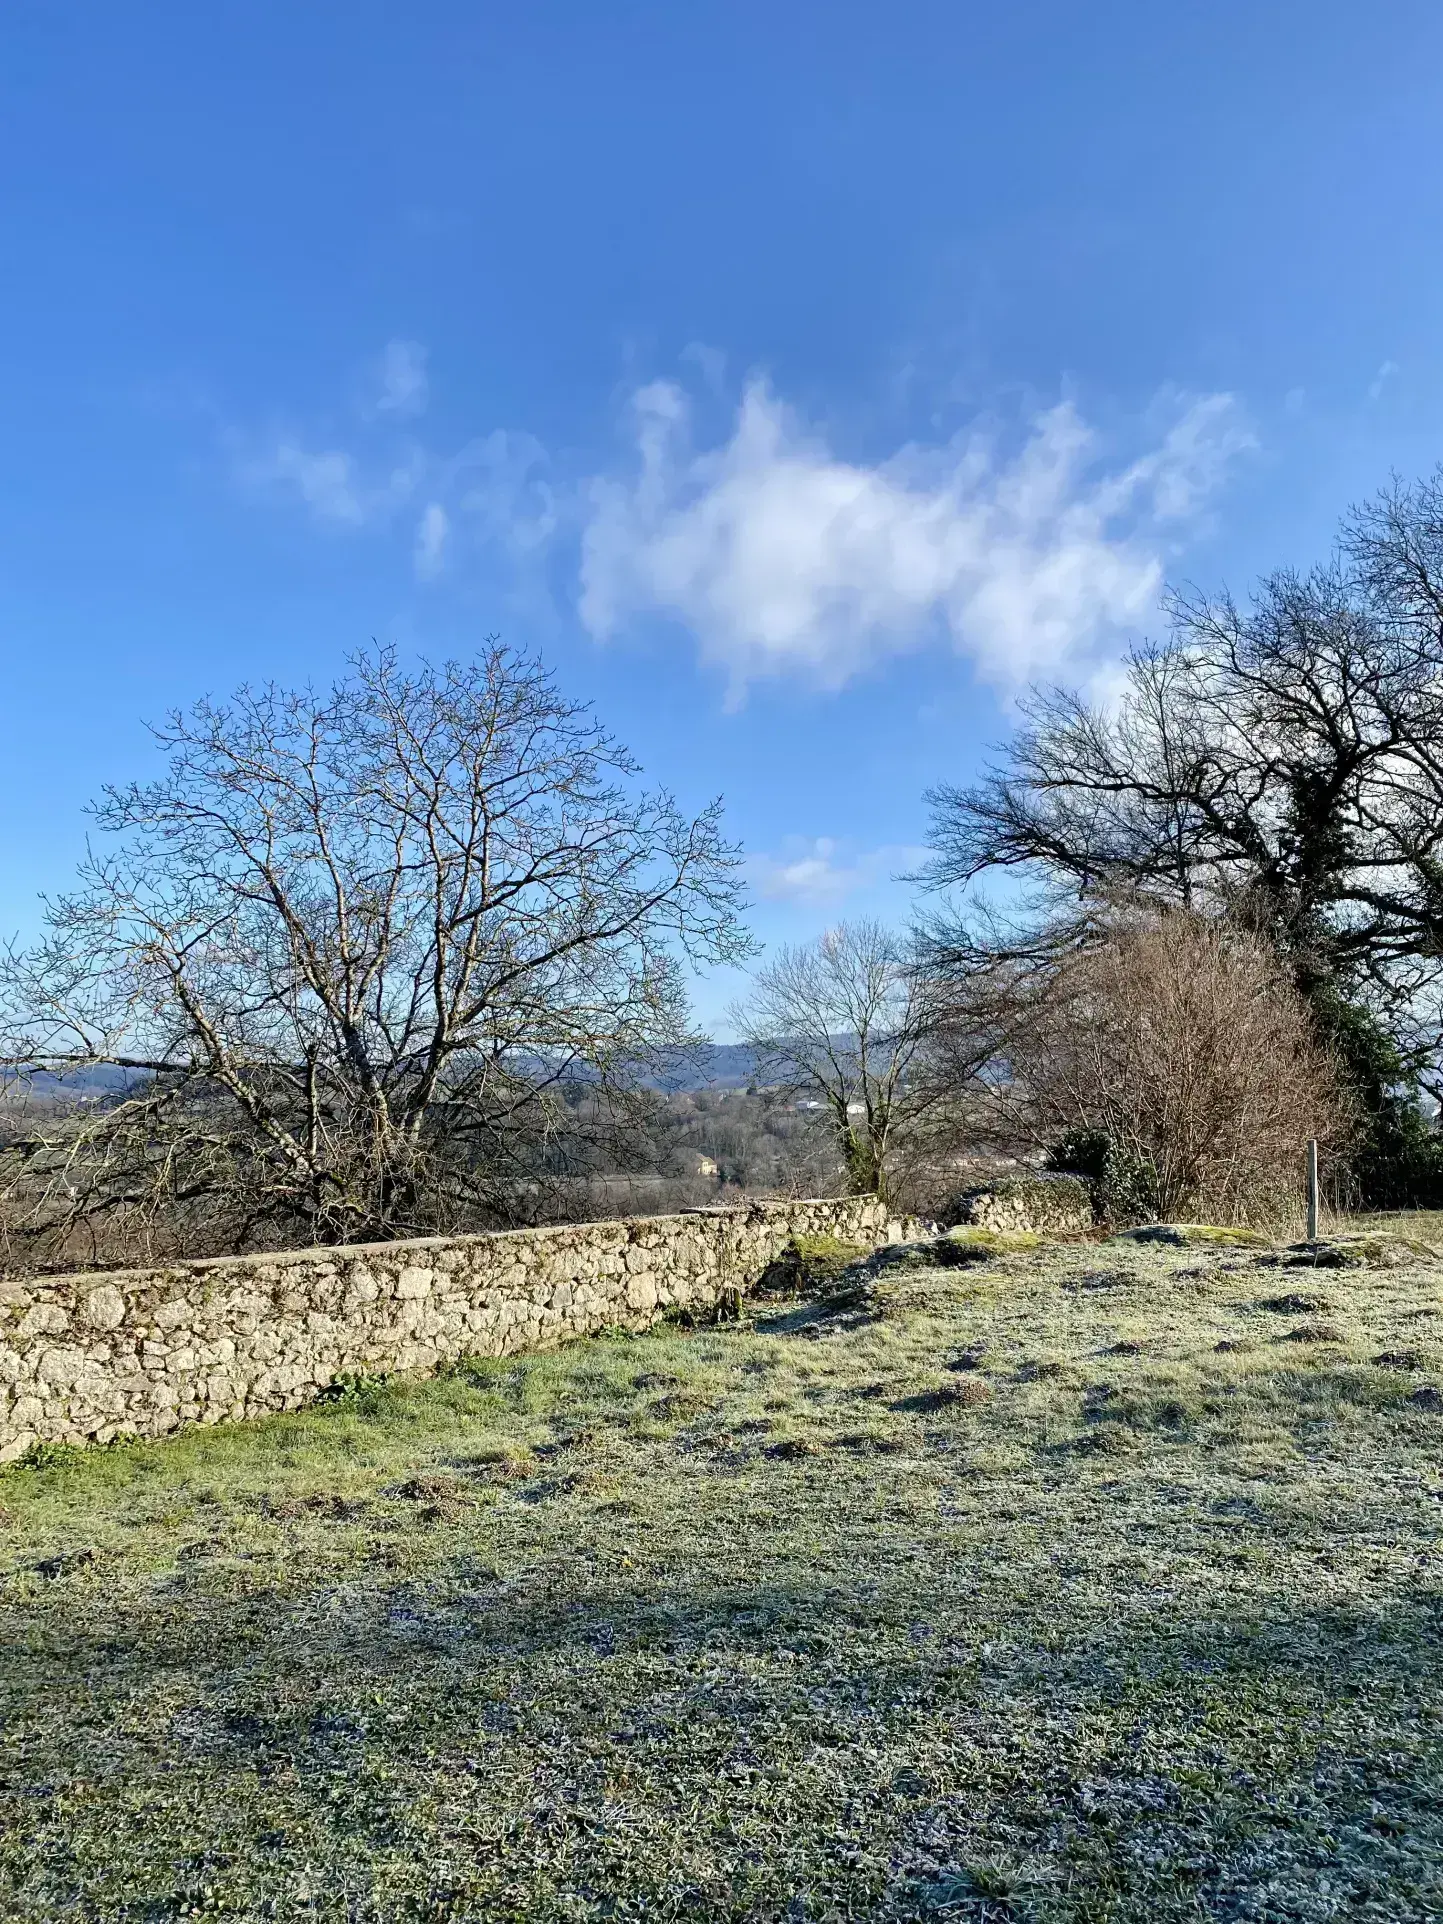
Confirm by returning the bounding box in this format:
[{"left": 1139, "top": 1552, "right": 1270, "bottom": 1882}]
[
  {"left": 0, "top": 1198, "right": 911, "bottom": 1462},
  {"left": 947, "top": 1174, "right": 1094, "bottom": 1236}
]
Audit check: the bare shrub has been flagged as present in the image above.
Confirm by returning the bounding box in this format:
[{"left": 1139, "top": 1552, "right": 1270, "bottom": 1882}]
[{"left": 1000, "top": 910, "right": 1348, "bottom": 1225}]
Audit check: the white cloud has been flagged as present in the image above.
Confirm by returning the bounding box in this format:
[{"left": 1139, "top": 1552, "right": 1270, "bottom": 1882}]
[
  {"left": 453, "top": 430, "right": 558, "bottom": 554},
  {"left": 579, "top": 379, "right": 1252, "bottom": 696},
  {"left": 235, "top": 405, "right": 558, "bottom": 590},
  {"left": 372, "top": 339, "right": 429, "bottom": 419},
  {"left": 749, "top": 837, "right": 927, "bottom": 908},
  {"left": 1368, "top": 359, "right": 1400, "bottom": 402},
  {"left": 242, "top": 439, "right": 421, "bottom": 526},
  {"left": 414, "top": 502, "right": 449, "bottom": 578},
  {"left": 262, "top": 444, "right": 368, "bottom": 524},
  {"left": 232, "top": 350, "right": 1253, "bottom": 688},
  {"left": 234, "top": 343, "right": 431, "bottom": 527}
]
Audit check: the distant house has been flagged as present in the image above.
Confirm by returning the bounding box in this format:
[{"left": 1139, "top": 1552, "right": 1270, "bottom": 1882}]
[
  {"left": 794, "top": 1098, "right": 824, "bottom": 1112},
  {"left": 693, "top": 1154, "right": 720, "bottom": 1178}
]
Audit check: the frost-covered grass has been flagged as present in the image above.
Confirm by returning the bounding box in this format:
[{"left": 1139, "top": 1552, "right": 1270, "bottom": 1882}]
[{"left": 4, "top": 1232, "right": 1443, "bottom": 1920}]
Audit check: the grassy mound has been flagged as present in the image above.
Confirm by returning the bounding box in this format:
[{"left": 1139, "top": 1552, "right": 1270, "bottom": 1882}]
[
  {"left": 758, "top": 1231, "right": 875, "bottom": 1294},
  {"left": 942, "top": 1225, "right": 1044, "bottom": 1253},
  {"left": 1266, "top": 1233, "right": 1442, "bottom": 1269},
  {"left": 5, "top": 1231, "right": 1443, "bottom": 1919},
  {"left": 1110, "top": 1222, "right": 1270, "bottom": 1248}
]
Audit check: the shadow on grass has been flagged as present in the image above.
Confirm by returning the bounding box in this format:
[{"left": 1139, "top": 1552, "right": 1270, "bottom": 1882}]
[{"left": 4, "top": 1541, "right": 1443, "bottom": 1922}]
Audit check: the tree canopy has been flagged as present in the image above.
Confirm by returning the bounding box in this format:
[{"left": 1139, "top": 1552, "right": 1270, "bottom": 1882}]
[{"left": 925, "top": 476, "right": 1443, "bottom": 1057}]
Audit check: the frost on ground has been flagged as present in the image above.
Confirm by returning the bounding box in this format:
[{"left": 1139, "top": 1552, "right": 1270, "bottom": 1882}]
[{"left": 4, "top": 1226, "right": 1443, "bottom": 1921}]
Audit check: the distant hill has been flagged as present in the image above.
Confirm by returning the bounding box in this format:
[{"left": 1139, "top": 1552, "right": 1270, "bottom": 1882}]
[
  {"left": 0, "top": 1064, "right": 144, "bottom": 1100},
  {"left": 645, "top": 1043, "right": 762, "bottom": 1092},
  {"left": 0, "top": 1050, "right": 766, "bottom": 1101}
]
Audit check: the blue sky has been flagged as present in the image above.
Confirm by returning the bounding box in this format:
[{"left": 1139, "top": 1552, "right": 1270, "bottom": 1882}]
[{"left": 3, "top": 1, "right": 1442, "bottom": 1032}]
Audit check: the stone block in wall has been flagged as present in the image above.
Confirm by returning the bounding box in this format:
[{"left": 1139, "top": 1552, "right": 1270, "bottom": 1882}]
[
  {"left": 79, "top": 1285, "right": 127, "bottom": 1331},
  {"left": 17, "top": 1305, "right": 68, "bottom": 1339},
  {"left": 39, "top": 1345, "right": 89, "bottom": 1387}
]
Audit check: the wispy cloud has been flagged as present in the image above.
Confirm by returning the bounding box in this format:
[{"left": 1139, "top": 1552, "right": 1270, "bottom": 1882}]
[
  {"left": 579, "top": 378, "right": 1252, "bottom": 697},
  {"left": 452, "top": 430, "right": 558, "bottom": 554},
  {"left": 233, "top": 346, "right": 561, "bottom": 590},
  {"left": 240, "top": 439, "right": 422, "bottom": 526},
  {"left": 232, "top": 348, "right": 1253, "bottom": 695},
  {"left": 1368, "top": 359, "right": 1400, "bottom": 402},
  {"left": 749, "top": 837, "right": 927, "bottom": 909},
  {"left": 371, "top": 339, "right": 429, "bottom": 419},
  {"left": 414, "top": 501, "right": 449, "bottom": 577}
]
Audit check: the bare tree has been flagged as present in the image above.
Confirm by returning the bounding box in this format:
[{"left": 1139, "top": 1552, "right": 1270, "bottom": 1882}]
[
  {"left": 729, "top": 919, "right": 939, "bottom": 1204},
  {"left": 997, "top": 909, "right": 1347, "bottom": 1224},
  {"left": 0, "top": 644, "right": 753, "bottom": 1258}
]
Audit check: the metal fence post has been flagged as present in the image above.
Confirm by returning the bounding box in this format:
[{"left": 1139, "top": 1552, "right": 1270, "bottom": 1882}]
[{"left": 1307, "top": 1138, "right": 1319, "bottom": 1243}]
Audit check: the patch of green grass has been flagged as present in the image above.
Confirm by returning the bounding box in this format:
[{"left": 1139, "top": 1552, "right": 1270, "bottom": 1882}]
[
  {"left": 6, "top": 1229, "right": 1443, "bottom": 1919},
  {"left": 791, "top": 1231, "right": 872, "bottom": 1265},
  {"left": 771, "top": 1231, "right": 875, "bottom": 1292},
  {"left": 1110, "top": 1222, "right": 1270, "bottom": 1248},
  {"left": 942, "top": 1225, "right": 1045, "bottom": 1252}
]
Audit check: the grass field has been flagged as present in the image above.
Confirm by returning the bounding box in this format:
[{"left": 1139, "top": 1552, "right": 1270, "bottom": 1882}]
[{"left": 5, "top": 1228, "right": 1443, "bottom": 1920}]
